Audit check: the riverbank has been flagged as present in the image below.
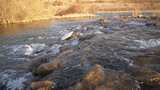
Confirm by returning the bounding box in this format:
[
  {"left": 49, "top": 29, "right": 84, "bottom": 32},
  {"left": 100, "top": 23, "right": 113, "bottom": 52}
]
[{"left": 0, "top": 0, "right": 160, "bottom": 25}]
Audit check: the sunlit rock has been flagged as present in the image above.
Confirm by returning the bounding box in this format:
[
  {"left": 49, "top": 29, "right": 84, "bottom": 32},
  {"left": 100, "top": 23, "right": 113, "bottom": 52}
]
[
  {"left": 69, "top": 65, "right": 140, "bottom": 90},
  {"left": 61, "top": 31, "right": 74, "bottom": 40},
  {"left": 36, "top": 60, "right": 62, "bottom": 76},
  {"left": 84, "top": 64, "right": 105, "bottom": 86},
  {"left": 31, "top": 80, "right": 54, "bottom": 90}
]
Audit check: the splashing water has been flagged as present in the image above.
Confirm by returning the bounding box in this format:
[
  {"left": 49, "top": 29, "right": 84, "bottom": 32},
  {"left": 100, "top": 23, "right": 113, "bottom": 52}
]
[
  {"left": 134, "top": 39, "right": 160, "bottom": 49},
  {"left": 0, "top": 70, "right": 33, "bottom": 90}
]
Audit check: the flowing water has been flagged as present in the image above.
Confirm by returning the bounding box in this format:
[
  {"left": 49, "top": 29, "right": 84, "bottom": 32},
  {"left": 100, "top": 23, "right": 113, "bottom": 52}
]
[{"left": 0, "top": 12, "right": 160, "bottom": 90}]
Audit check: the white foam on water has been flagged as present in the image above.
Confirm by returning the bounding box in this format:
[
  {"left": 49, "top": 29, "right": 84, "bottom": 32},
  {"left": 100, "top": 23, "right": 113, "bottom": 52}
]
[
  {"left": 37, "top": 36, "right": 45, "bottom": 40},
  {"left": 12, "top": 45, "right": 33, "bottom": 56},
  {"left": 94, "top": 31, "right": 103, "bottom": 34},
  {"left": 0, "top": 70, "right": 32, "bottom": 90},
  {"left": 135, "top": 39, "right": 160, "bottom": 48},
  {"left": 127, "top": 21, "right": 146, "bottom": 26},
  {"left": 28, "top": 37, "right": 34, "bottom": 41},
  {"left": 59, "top": 29, "right": 70, "bottom": 36},
  {"left": 70, "top": 40, "right": 79, "bottom": 46},
  {"left": 30, "top": 43, "right": 46, "bottom": 53},
  {"left": 10, "top": 43, "right": 46, "bottom": 56},
  {"left": 6, "top": 76, "right": 27, "bottom": 90},
  {"left": 133, "top": 39, "right": 160, "bottom": 49},
  {"left": 48, "top": 44, "right": 62, "bottom": 55},
  {"left": 46, "top": 36, "right": 57, "bottom": 39}
]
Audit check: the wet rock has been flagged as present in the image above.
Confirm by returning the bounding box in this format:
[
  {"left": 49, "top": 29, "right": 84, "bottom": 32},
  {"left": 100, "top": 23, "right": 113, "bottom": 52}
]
[
  {"left": 36, "top": 60, "right": 62, "bottom": 76},
  {"left": 79, "top": 33, "right": 95, "bottom": 41},
  {"left": 83, "top": 64, "right": 105, "bottom": 86},
  {"left": 36, "top": 50, "right": 85, "bottom": 89},
  {"left": 134, "top": 54, "right": 160, "bottom": 72},
  {"left": 61, "top": 31, "right": 81, "bottom": 40},
  {"left": 42, "top": 65, "right": 85, "bottom": 90},
  {"left": 69, "top": 64, "right": 140, "bottom": 90},
  {"left": 61, "top": 31, "right": 74, "bottom": 40},
  {"left": 128, "top": 66, "right": 160, "bottom": 87},
  {"left": 31, "top": 80, "right": 54, "bottom": 90},
  {"left": 100, "top": 27, "right": 113, "bottom": 33},
  {"left": 145, "top": 22, "right": 156, "bottom": 27},
  {"left": 30, "top": 55, "right": 52, "bottom": 75},
  {"left": 33, "top": 49, "right": 74, "bottom": 76},
  {"left": 98, "top": 18, "right": 108, "bottom": 28},
  {"left": 156, "top": 22, "right": 160, "bottom": 27}
]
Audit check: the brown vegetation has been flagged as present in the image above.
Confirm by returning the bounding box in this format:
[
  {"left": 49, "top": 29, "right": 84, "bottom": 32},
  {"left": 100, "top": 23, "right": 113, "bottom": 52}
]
[{"left": 0, "top": 0, "right": 160, "bottom": 24}]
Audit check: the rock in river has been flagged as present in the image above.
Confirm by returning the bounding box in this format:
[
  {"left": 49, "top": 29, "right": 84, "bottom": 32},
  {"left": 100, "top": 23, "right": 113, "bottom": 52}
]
[
  {"left": 31, "top": 80, "right": 54, "bottom": 90},
  {"left": 68, "top": 64, "right": 140, "bottom": 90},
  {"left": 61, "top": 31, "right": 74, "bottom": 40},
  {"left": 36, "top": 60, "right": 62, "bottom": 76}
]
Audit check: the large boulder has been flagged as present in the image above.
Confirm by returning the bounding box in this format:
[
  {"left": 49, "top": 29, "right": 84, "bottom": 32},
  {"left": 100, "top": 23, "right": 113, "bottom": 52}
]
[{"left": 68, "top": 64, "right": 140, "bottom": 90}]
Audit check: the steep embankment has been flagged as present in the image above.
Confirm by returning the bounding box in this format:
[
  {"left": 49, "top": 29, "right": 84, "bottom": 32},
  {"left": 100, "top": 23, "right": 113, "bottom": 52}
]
[{"left": 0, "top": 0, "right": 160, "bottom": 24}]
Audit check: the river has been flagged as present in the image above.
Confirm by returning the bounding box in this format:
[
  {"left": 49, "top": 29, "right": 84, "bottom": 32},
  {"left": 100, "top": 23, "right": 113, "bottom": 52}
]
[{"left": 0, "top": 12, "right": 160, "bottom": 90}]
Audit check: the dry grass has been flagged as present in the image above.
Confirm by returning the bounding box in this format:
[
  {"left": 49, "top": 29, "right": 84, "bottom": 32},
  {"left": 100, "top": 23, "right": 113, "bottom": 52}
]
[{"left": 0, "top": 0, "right": 160, "bottom": 24}]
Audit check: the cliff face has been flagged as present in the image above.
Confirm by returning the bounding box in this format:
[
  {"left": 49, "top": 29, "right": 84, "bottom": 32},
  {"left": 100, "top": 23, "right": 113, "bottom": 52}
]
[{"left": 0, "top": 0, "right": 159, "bottom": 24}]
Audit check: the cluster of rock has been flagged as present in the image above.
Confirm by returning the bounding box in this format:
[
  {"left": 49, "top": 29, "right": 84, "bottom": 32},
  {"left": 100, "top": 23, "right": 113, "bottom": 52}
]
[{"left": 26, "top": 16, "right": 160, "bottom": 90}]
